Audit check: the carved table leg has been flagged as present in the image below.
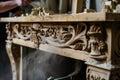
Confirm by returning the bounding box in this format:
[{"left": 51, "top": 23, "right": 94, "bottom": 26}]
[
  {"left": 6, "top": 40, "right": 17, "bottom": 80},
  {"left": 6, "top": 41, "right": 21, "bottom": 80},
  {"left": 6, "top": 23, "right": 21, "bottom": 80}
]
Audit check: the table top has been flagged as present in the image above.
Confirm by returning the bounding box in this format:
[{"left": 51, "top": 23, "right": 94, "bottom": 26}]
[{"left": 0, "top": 13, "right": 120, "bottom": 22}]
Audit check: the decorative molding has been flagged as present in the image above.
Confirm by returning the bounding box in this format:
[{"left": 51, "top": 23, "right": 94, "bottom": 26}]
[
  {"left": 11, "top": 23, "right": 88, "bottom": 50},
  {"left": 86, "top": 66, "right": 109, "bottom": 80},
  {"left": 6, "top": 22, "right": 107, "bottom": 60},
  {"left": 45, "top": 23, "right": 88, "bottom": 50}
]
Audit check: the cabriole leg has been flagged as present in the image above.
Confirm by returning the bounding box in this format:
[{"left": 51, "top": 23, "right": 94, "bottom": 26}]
[{"left": 6, "top": 41, "right": 17, "bottom": 80}]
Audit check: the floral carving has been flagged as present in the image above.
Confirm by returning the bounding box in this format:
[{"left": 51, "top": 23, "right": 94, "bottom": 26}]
[
  {"left": 87, "top": 25, "right": 107, "bottom": 60},
  {"left": 11, "top": 23, "right": 88, "bottom": 50},
  {"left": 8, "top": 23, "right": 107, "bottom": 60},
  {"left": 45, "top": 23, "right": 88, "bottom": 50}
]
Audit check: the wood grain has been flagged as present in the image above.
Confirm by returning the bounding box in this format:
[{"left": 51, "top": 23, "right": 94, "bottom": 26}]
[
  {"left": 1, "top": 13, "right": 120, "bottom": 22},
  {"left": 13, "top": 38, "right": 89, "bottom": 61}
]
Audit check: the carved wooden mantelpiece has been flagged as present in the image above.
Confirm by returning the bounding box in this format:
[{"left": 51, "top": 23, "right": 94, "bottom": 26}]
[{"left": 1, "top": 13, "right": 120, "bottom": 80}]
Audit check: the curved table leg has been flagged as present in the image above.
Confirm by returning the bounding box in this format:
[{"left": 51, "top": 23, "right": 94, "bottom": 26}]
[{"left": 6, "top": 41, "right": 17, "bottom": 80}]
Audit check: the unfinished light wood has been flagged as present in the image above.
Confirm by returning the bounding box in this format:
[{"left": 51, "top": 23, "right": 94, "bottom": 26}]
[
  {"left": 12, "top": 38, "right": 89, "bottom": 61},
  {"left": 1, "top": 13, "right": 120, "bottom": 22},
  {"left": 4, "top": 13, "right": 120, "bottom": 80}
]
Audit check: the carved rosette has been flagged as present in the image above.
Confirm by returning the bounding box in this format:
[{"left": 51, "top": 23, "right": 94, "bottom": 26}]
[{"left": 87, "top": 25, "right": 107, "bottom": 60}]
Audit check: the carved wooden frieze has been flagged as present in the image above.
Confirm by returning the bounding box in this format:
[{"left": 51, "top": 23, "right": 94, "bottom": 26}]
[{"left": 6, "top": 22, "right": 107, "bottom": 60}]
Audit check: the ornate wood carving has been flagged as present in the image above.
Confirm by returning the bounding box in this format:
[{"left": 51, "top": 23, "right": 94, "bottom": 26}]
[
  {"left": 86, "top": 66, "right": 109, "bottom": 80},
  {"left": 6, "top": 23, "right": 17, "bottom": 80},
  {"left": 4, "top": 13, "right": 120, "bottom": 80},
  {"left": 6, "top": 23, "right": 109, "bottom": 80},
  {"left": 6, "top": 22, "right": 107, "bottom": 60},
  {"left": 11, "top": 23, "right": 88, "bottom": 50},
  {"left": 6, "top": 41, "right": 17, "bottom": 80},
  {"left": 45, "top": 23, "right": 88, "bottom": 50},
  {"left": 87, "top": 24, "right": 107, "bottom": 60}
]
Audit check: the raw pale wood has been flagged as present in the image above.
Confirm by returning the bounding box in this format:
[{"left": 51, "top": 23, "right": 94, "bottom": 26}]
[
  {"left": 13, "top": 38, "right": 89, "bottom": 61},
  {"left": 1, "top": 13, "right": 120, "bottom": 22},
  {"left": 4, "top": 12, "right": 120, "bottom": 80}
]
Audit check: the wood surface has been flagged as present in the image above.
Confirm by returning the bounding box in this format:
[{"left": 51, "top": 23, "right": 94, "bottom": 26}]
[
  {"left": 13, "top": 38, "right": 89, "bottom": 61},
  {"left": 1, "top": 13, "right": 120, "bottom": 22}
]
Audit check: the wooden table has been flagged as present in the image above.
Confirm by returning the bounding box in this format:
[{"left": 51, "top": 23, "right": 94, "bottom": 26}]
[{"left": 1, "top": 13, "right": 120, "bottom": 80}]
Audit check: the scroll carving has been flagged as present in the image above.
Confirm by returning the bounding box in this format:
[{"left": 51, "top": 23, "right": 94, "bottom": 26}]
[
  {"left": 13, "top": 24, "right": 32, "bottom": 40},
  {"left": 45, "top": 23, "right": 88, "bottom": 50},
  {"left": 11, "top": 23, "right": 88, "bottom": 50},
  {"left": 7, "top": 23, "right": 107, "bottom": 60},
  {"left": 6, "top": 23, "right": 17, "bottom": 80}
]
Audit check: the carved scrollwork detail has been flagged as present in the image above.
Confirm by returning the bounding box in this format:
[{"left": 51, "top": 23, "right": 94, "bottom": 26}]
[
  {"left": 12, "top": 23, "right": 41, "bottom": 48},
  {"left": 11, "top": 23, "right": 88, "bottom": 50},
  {"left": 11, "top": 22, "right": 107, "bottom": 60},
  {"left": 13, "top": 24, "right": 32, "bottom": 40},
  {"left": 86, "top": 66, "right": 108, "bottom": 80},
  {"left": 45, "top": 23, "right": 88, "bottom": 50},
  {"left": 87, "top": 25, "right": 107, "bottom": 60}
]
